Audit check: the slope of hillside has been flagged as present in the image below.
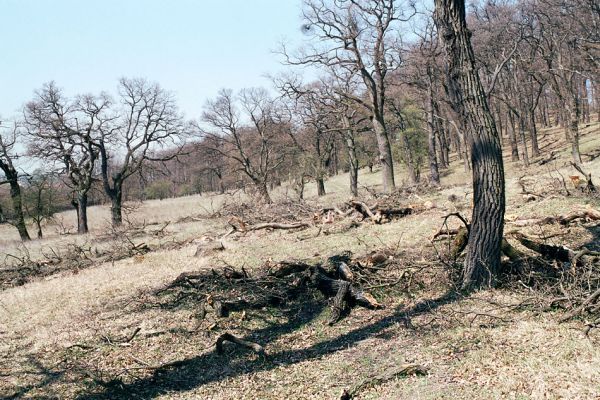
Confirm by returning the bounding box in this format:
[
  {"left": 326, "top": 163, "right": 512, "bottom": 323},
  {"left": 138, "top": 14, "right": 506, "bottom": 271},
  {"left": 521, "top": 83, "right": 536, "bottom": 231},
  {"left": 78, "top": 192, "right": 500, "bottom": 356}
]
[{"left": 1, "top": 122, "right": 599, "bottom": 399}]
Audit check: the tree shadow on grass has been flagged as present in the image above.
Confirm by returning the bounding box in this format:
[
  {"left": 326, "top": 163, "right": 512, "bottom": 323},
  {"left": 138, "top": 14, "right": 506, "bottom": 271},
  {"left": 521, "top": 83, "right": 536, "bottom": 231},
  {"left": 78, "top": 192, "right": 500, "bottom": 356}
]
[{"left": 76, "top": 291, "right": 459, "bottom": 399}]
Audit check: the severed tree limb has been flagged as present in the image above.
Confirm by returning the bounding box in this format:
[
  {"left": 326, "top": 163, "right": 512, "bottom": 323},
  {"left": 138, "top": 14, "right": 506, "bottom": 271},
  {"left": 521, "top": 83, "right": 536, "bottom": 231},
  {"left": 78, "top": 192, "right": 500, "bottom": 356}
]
[
  {"left": 340, "top": 364, "right": 428, "bottom": 400},
  {"left": 432, "top": 228, "right": 460, "bottom": 240},
  {"left": 350, "top": 200, "right": 381, "bottom": 223},
  {"left": 450, "top": 227, "right": 469, "bottom": 259},
  {"left": 500, "top": 238, "right": 526, "bottom": 263},
  {"left": 560, "top": 288, "right": 600, "bottom": 323},
  {"left": 309, "top": 266, "right": 382, "bottom": 311},
  {"left": 571, "top": 162, "right": 596, "bottom": 193},
  {"left": 512, "top": 232, "right": 574, "bottom": 262},
  {"left": 247, "top": 222, "right": 310, "bottom": 231},
  {"left": 337, "top": 261, "right": 354, "bottom": 281},
  {"left": 328, "top": 280, "right": 350, "bottom": 325},
  {"left": 215, "top": 332, "right": 266, "bottom": 356},
  {"left": 227, "top": 218, "right": 310, "bottom": 235}
]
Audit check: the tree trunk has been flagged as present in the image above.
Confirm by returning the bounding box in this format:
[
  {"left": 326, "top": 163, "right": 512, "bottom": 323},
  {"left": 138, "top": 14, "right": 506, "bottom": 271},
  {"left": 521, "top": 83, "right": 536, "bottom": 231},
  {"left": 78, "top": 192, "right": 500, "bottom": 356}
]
[
  {"left": 372, "top": 116, "right": 395, "bottom": 192},
  {"left": 77, "top": 192, "right": 89, "bottom": 234},
  {"left": 507, "top": 111, "right": 520, "bottom": 162},
  {"left": 427, "top": 91, "right": 441, "bottom": 186},
  {"left": 256, "top": 181, "right": 272, "bottom": 204},
  {"left": 110, "top": 186, "right": 123, "bottom": 226},
  {"left": 439, "top": 119, "right": 450, "bottom": 168},
  {"left": 317, "top": 177, "right": 326, "bottom": 196},
  {"left": 566, "top": 94, "right": 583, "bottom": 166},
  {"left": 36, "top": 219, "right": 43, "bottom": 239},
  {"left": 400, "top": 131, "right": 418, "bottom": 184},
  {"left": 345, "top": 134, "right": 359, "bottom": 197},
  {"left": 434, "top": 0, "right": 506, "bottom": 289},
  {"left": 8, "top": 178, "right": 30, "bottom": 241},
  {"left": 529, "top": 110, "right": 540, "bottom": 157},
  {"left": 518, "top": 116, "right": 530, "bottom": 167}
]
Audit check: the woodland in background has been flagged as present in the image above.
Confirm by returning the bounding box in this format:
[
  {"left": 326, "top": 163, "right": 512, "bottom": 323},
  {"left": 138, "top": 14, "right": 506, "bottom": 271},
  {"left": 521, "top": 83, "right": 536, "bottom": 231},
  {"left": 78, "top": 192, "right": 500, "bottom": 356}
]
[{"left": 1, "top": 0, "right": 599, "bottom": 274}]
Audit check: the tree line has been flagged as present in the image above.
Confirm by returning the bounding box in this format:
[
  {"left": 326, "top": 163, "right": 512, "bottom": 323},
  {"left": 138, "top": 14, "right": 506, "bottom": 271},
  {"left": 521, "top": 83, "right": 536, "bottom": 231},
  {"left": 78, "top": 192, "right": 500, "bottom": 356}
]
[{"left": 1, "top": 0, "right": 598, "bottom": 288}]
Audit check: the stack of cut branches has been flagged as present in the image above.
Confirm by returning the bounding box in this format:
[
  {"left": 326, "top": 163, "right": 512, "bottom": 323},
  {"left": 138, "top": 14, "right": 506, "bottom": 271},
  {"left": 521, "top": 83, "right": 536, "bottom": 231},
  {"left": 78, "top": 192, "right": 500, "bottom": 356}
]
[{"left": 155, "top": 251, "right": 411, "bottom": 330}]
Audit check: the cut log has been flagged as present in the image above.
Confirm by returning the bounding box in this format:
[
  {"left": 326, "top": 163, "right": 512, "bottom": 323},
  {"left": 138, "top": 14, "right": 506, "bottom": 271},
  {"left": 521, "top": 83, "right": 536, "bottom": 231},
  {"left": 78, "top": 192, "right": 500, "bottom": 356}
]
[
  {"left": 328, "top": 280, "right": 350, "bottom": 325},
  {"left": 560, "top": 288, "right": 600, "bottom": 322},
  {"left": 512, "top": 232, "right": 575, "bottom": 262},
  {"left": 194, "top": 241, "right": 225, "bottom": 257},
  {"left": 450, "top": 226, "right": 469, "bottom": 259},
  {"left": 501, "top": 238, "right": 526, "bottom": 262},
  {"left": 309, "top": 266, "right": 382, "bottom": 310},
  {"left": 337, "top": 261, "right": 354, "bottom": 281},
  {"left": 215, "top": 332, "right": 266, "bottom": 356},
  {"left": 350, "top": 200, "right": 381, "bottom": 223},
  {"left": 340, "top": 363, "right": 428, "bottom": 399},
  {"left": 247, "top": 222, "right": 310, "bottom": 232},
  {"left": 508, "top": 209, "right": 600, "bottom": 227}
]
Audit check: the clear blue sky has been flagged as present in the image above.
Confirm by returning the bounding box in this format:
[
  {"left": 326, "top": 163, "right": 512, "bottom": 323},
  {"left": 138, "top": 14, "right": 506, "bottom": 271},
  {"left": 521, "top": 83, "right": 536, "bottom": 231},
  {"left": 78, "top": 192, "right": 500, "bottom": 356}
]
[{"left": 0, "top": 0, "right": 305, "bottom": 119}]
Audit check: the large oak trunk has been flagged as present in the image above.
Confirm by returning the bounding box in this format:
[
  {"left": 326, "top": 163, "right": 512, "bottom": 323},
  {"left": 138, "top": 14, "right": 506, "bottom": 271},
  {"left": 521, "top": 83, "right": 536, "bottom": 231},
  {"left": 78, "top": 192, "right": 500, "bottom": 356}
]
[
  {"left": 110, "top": 188, "right": 123, "bottom": 226},
  {"left": 434, "top": 0, "right": 506, "bottom": 289},
  {"left": 76, "top": 192, "right": 89, "bottom": 234}
]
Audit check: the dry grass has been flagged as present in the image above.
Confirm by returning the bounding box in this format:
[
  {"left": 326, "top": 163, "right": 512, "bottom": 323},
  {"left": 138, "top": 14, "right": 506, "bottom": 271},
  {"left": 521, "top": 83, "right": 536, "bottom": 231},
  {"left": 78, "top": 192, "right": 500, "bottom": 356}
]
[{"left": 1, "top": 122, "right": 600, "bottom": 399}]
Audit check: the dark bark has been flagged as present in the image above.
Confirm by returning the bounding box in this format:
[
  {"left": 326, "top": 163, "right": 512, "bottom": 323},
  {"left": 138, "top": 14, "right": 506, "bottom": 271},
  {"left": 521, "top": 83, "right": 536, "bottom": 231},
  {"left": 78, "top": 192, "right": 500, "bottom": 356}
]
[
  {"left": 346, "top": 135, "right": 359, "bottom": 197},
  {"left": 434, "top": 0, "right": 506, "bottom": 289},
  {"left": 427, "top": 81, "right": 441, "bottom": 185},
  {"left": 8, "top": 177, "right": 31, "bottom": 241},
  {"left": 0, "top": 136, "right": 31, "bottom": 241},
  {"left": 76, "top": 192, "right": 89, "bottom": 234},
  {"left": 507, "top": 111, "right": 520, "bottom": 162},
  {"left": 427, "top": 120, "right": 441, "bottom": 186},
  {"left": 317, "top": 177, "right": 326, "bottom": 196},
  {"left": 256, "top": 180, "right": 272, "bottom": 204},
  {"left": 373, "top": 116, "right": 395, "bottom": 192},
  {"left": 518, "top": 115, "right": 530, "bottom": 167},
  {"left": 528, "top": 110, "right": 540, "bottom": 157},
  {"left": 566, "top": 94, "right": 583, "bottom": 166},
  {"left": 110, "top": 187, "right": 123, "bottom": 226},
  {"left": 400, "top": 131, "right": 419, "bottom": 184}
]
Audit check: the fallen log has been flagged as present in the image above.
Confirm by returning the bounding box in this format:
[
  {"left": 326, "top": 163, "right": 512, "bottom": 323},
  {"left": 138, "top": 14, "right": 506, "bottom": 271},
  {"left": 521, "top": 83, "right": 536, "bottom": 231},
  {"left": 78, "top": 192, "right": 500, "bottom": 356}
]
[
  {"left": 340, "top": 363, "right": 428, "bottom": 400},
  {"left": 512, "top": 232, "right": 574, "bottom": 262},
  {"left": 194, "top": 241, "right": 225, "bottom": 257},
  {"left": 508, "top": 209, "right": 600, "bottom": 227},
  {"left": 571, "top": 162, "right": 596, "bottom": 193},
  {"left": 215, "top": 332, "right": 266, "bottom": 356},
  {"left": 309, "top": 266, "right": 382, "bottom": 310},
  {"left": 227, "top": 218, "right": 311, "bottom": 235},
  {"left": 560, "top": 288, "right": 600, "bottom": 323},
  {"left": 350, "top": 200, "right": 381, "bottom": 223},
  {"left": 450, "top": 226, "right": 469, "bottom": 259}
]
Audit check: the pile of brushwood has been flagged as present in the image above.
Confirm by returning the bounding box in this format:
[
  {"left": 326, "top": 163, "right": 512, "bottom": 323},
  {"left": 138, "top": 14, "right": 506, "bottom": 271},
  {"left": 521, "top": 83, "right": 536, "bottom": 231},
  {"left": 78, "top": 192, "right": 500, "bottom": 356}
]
[
  {"left": 435, "top": 208, "right": 600, "bottom": 334},
  {"left": 0, "top": 222, "right": 179, "bottom": 289},
  {"left": 155, "top": 250, "right": 417, "bottom": 352},
  {"left": 221, "top": 197, "right": 432, "bottom": 238}
]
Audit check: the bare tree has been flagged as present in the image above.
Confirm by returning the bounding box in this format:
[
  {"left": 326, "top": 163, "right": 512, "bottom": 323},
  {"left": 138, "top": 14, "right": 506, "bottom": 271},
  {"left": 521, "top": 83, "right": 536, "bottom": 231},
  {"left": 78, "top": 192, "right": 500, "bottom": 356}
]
[
  {"left": 96, "top": 78, "right": 185, "bottom": 226},
  {"left": 23, "top": 171, "right": 56, "bottom": 239},
  {"left": 282, "top": 0, "right": 415, "bottom": 192},
  {"left": 24, "top": 82, "right": 108, "bottom": 234},
  {"left": 434, "top": 0, "right": 506, "bottom": 289},
  {"left": 199, "top": 88, "right": 288, "bottom": 204},
  {"left": 0, "top": 121, "right": 31, "bottom": 241}
]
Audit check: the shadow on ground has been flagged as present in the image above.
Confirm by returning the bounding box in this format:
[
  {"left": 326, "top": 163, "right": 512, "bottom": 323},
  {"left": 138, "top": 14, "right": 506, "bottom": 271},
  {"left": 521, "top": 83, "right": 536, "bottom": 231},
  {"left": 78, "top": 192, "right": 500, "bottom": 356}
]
[{"left": 70, "top": 291, "right": 458, "bottom": 399}]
